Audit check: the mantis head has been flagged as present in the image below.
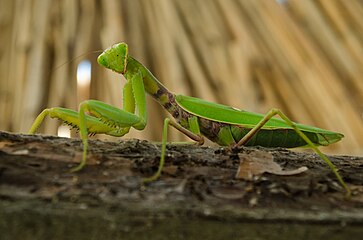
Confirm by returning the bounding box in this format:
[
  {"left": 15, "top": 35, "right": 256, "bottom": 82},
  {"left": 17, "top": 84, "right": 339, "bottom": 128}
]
[{"left": 97, "top": 42, "right": 129, "bottom": 74}]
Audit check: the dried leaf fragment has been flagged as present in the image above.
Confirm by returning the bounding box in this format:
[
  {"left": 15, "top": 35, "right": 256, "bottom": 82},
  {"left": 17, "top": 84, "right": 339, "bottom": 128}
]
[{"left": 236, "top": 151, "right": 308, "bottom": 180}]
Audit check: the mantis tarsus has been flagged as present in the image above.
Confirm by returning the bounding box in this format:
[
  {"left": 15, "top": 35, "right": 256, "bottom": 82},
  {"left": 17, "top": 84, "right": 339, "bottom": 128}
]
[{"left": 29, "top": 42, "right": 350, "bottom": 197}]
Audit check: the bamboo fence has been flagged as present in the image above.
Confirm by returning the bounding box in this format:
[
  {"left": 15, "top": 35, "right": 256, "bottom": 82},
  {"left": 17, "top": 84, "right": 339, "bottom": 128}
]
[{"left": 0, "top": 0, "right": 362, "bottom": 154}]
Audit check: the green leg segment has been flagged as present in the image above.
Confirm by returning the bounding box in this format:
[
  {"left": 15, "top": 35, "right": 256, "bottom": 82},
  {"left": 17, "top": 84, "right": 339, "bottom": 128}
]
[
  {"left": 29, "top": 71, "right": 148, "bottom": 172},
  {"left": 143, "top": 117, "right": 204, "bottom": 183},
  {"left": 28, "top": 101, "right": 145, "bottom": 172},
  {"left": 28, "top": 107, "right": 130, "bottom": 136},
  {"left": 73, "top": 99, "right": 145, "bottom": 172},
  {"left": 233, "top": 108, "right": 351, "bottom": 197}
]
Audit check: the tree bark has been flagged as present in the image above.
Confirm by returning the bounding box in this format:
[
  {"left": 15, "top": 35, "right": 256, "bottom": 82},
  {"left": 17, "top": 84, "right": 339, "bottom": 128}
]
[{"left": 0, "top": 131, "right": 362, "bottom": 240}]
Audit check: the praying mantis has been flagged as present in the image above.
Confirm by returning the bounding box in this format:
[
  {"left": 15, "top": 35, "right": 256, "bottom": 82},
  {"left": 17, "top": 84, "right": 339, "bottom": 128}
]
[{"left": 29, "top": 42, "right": 350, "bottom": 197}]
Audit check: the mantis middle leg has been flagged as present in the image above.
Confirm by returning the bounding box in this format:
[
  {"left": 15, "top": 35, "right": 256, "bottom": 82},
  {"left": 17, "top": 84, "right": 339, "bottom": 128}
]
[{"left": 143, "top": 116, "right": 204, "bottom": 182}]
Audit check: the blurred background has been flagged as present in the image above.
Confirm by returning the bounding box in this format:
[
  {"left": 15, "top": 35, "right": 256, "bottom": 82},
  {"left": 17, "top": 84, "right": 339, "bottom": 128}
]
[{"left": 1, "top": 0, "right": 363, "bottom": 155}]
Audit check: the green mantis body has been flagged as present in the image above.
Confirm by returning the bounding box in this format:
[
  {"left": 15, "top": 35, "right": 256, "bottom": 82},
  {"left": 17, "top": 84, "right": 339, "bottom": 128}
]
[{"left": 29, "top": 43, "right": 350, "bottom": 196}]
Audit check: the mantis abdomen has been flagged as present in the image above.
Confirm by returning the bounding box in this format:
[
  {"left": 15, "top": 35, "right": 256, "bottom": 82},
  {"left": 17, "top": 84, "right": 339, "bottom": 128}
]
[
  {"left": 173, "top": 95, "right": 343, "bottom": 149},
  {"left": 195, "top": 117, "right": 343, "bottom": 148},
  {"left": 231, "top": 126, "right": 341, "bottom": 148}
]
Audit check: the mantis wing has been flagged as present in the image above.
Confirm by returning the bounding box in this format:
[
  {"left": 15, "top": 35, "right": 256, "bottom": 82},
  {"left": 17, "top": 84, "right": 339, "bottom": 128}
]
[{"left": 175, "top": 95, "right": 343, "bottom": 136}]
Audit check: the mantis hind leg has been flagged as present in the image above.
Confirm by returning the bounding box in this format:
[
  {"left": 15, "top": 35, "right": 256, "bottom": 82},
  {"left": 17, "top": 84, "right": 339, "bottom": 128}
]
[
  {"left": 232, "top": 108, "right": 350, "bottom": 197},
  {"left": 143, "top": 117, "right": 204, "bottom": 183}
]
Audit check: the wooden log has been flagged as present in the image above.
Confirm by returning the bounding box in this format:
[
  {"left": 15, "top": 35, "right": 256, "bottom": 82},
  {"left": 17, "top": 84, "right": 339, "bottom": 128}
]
[{"left": 0, "top": 131, "right": 362, "bottom": 239}]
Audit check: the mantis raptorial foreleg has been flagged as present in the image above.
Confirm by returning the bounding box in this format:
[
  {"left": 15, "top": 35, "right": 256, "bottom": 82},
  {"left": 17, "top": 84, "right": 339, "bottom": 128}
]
[
  {"left": 75, "top": 71, "right": 148, "bottom": 171},
  {"left": 232, "top": 108, "right": 350, "bottom": 197},
  {"left": 28, "top": 107, "right": 131, "bottom": 137},
  {"left": 29, "top": 71, "right": 147, "bottom": 172},
  {"left": 74, "top": 100, "right": 143, "bottom": 171}
]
